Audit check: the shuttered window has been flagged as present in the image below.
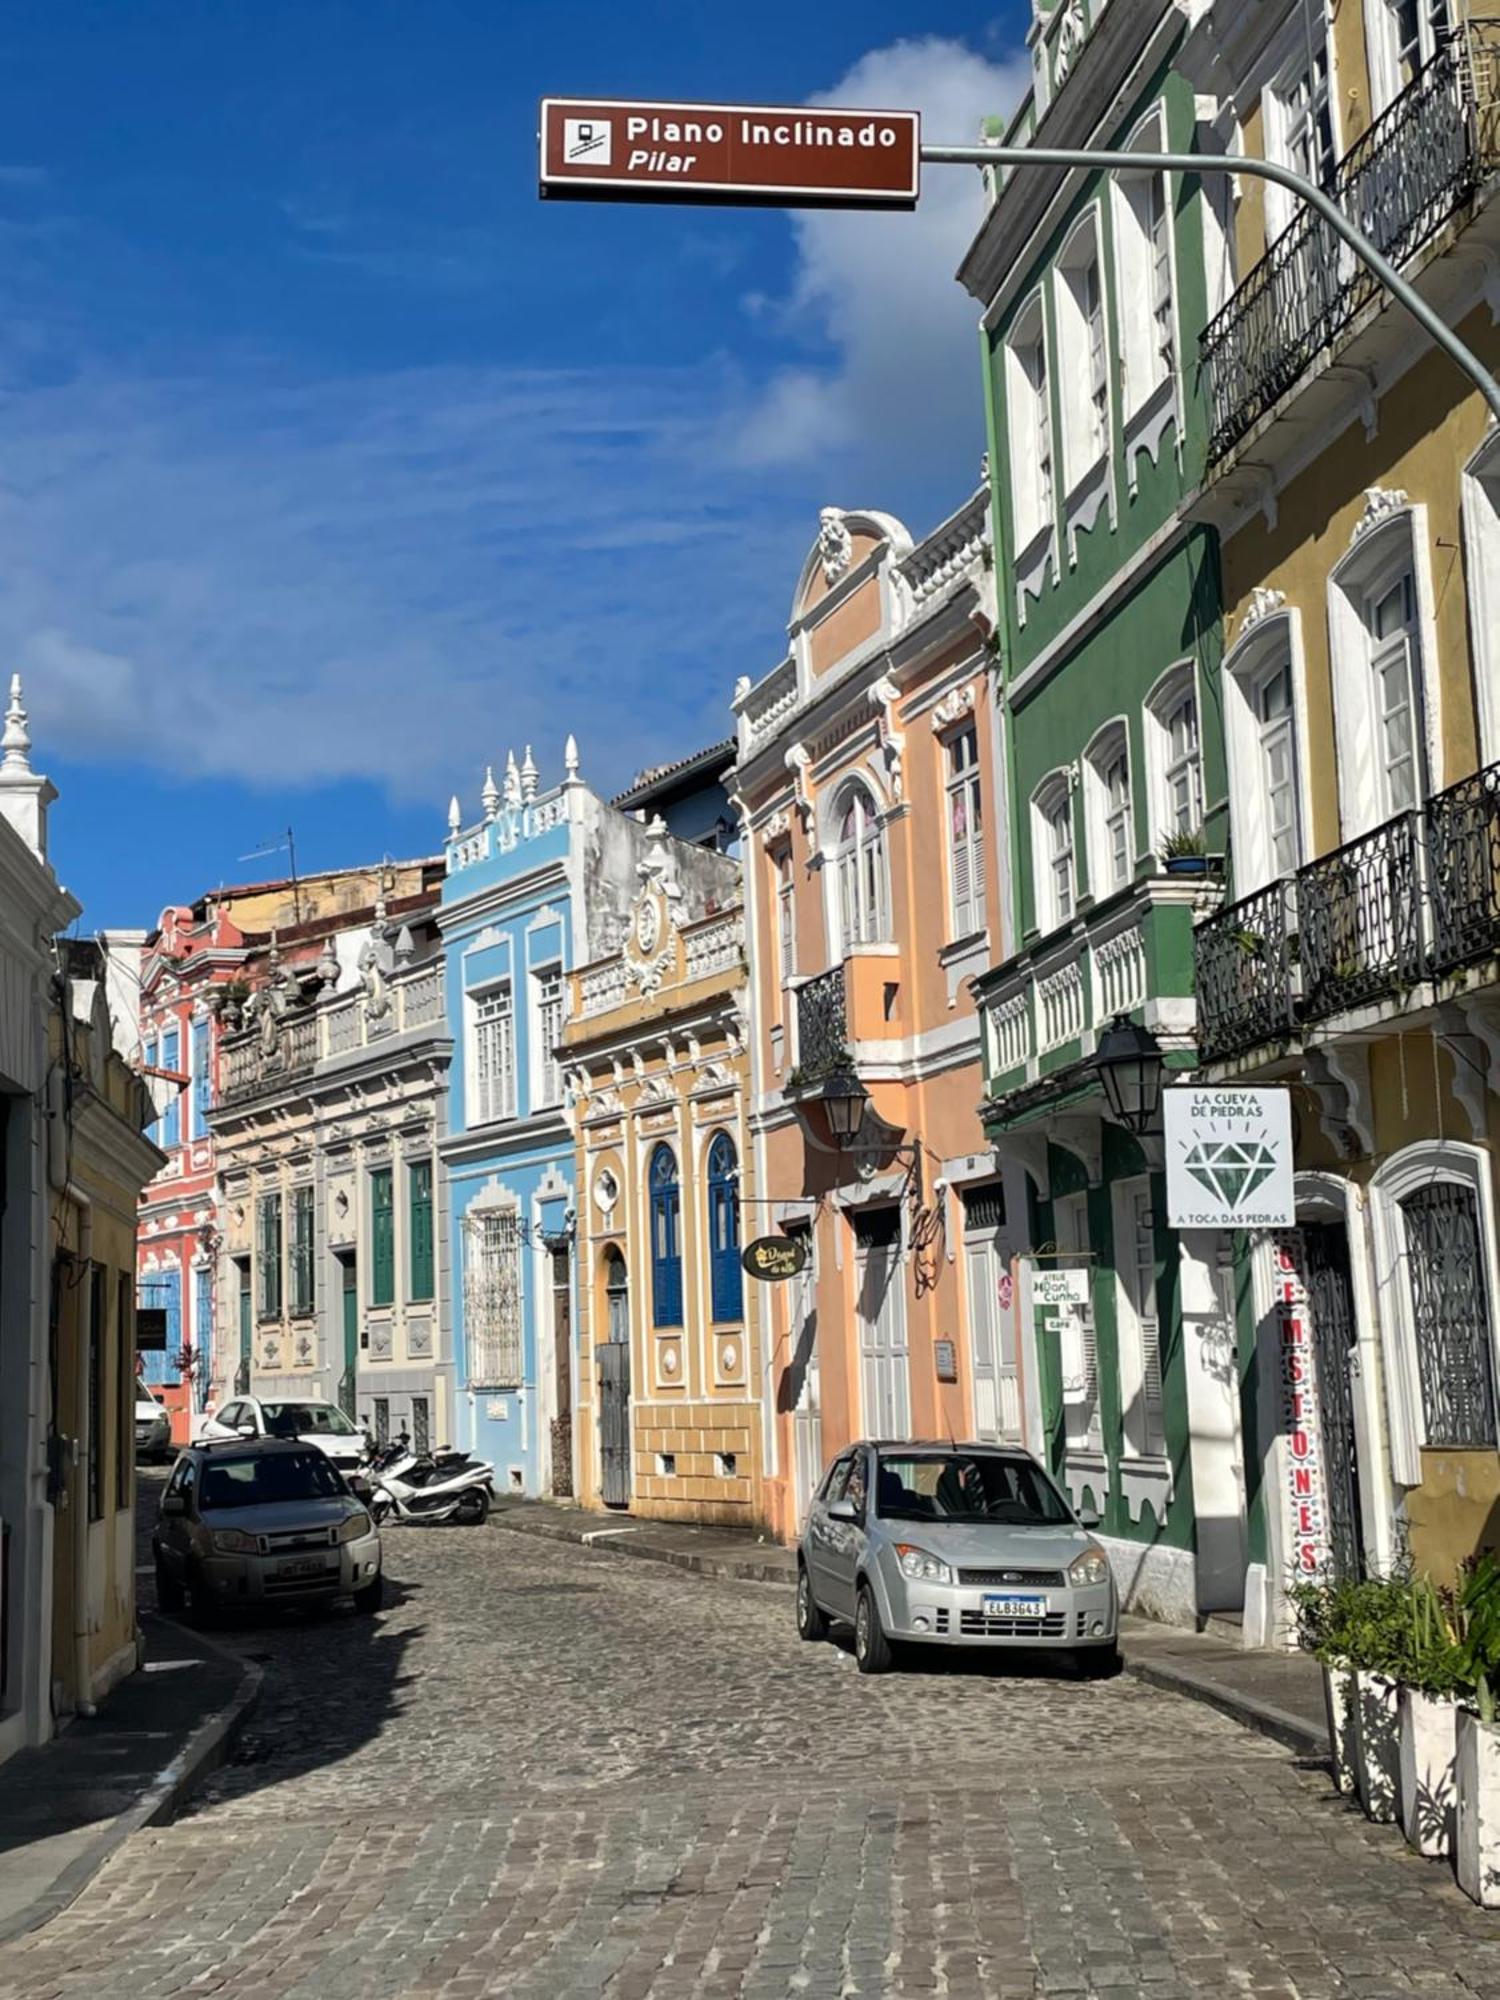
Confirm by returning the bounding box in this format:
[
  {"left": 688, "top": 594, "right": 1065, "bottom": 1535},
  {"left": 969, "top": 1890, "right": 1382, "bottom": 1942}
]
[
  {"left": 409, "top": 1159, "right": 434, "bottom": 1301},
  {"left": 650, "top": 1144, "right": 684, "bottom": 1328},
  {"left": 160, "top": 1029, "right": 181, "bottom": 1148},
  {"left": 946, "top": 724, "right": 985, "bottom": 938},
  {"left": 257, "top": 1193, "right": 283, "bottom": 1320},
  {"left": 707, "top": 1133, "right": 742, "bottom": 1324},
  {"left": 370, "top": 1168, "right": 395, "bottom": 1308},
  {"left": 289, "top": 1184, "right": 315, "bottom": 1314},
  {"left": 192, "top": 1018, "right": 212, "bottom": 1128}
]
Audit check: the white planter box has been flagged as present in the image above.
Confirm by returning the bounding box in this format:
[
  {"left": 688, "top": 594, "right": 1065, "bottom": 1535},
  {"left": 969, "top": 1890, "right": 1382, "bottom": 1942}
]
[
  {"left": 1457, "top": 1710, "right": 1500, "bottom": 1906},
  {"left": 1398, "top": 1687, "right": 1457, "bottom": 1857},
  {"left": 1323, "top": 1665, "right": 1358, "bottom": 1796},
  {"left": 1354, "top": 1670, "right": 1400, "bottom": 1823}
]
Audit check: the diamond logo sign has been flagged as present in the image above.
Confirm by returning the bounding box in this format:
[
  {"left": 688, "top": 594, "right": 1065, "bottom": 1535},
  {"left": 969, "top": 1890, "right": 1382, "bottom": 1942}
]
[{"left": 1165, "top": 1089, "right": 1294, "bottom": 1230}]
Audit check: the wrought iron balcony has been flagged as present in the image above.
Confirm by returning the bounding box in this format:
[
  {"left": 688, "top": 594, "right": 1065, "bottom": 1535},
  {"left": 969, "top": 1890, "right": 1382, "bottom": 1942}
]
[
  {"left": 1192, "top": 880, "right": 1296, "bottom": 1063},
  {"left": 792, "top": 966, "right": 851, "bottom": 1085},
  {"left": 1194, "top": 758, "right": 1500, "bottom": 1061},
  {"left": 1201, "top": 24, "right": 1499, "bottom": 464},
  {"left": 1428, "top": 760, "right": 1500, "bottom": 972},
  {"left": 1299, "top": 816, "right": 1422, "bottom": 1023}
]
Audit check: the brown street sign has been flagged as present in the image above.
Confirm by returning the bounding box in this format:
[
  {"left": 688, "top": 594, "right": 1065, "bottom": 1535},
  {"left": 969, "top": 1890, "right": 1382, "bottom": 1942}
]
[
  {"left": 539, "top": 98, "right": 920, "bottom": 210},
  {"left": 741, "top": 1234, "right": 810, "bottom": 1282}
]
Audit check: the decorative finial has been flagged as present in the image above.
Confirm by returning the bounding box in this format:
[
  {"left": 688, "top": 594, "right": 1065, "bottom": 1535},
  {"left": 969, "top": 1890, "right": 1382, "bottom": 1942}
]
[
  {"left": 564, "top": 734, "right": 580, "bottom": 781},
  {"left": 447, "top": 794, "right": 461, "bottom": 836},
  {"left": 504, "top": 750, "right": 522, "bottom": 808},
  {"left": 2, "top": 674, "right": 32, "bottom": 772},
  {"left": 481, "top": 765, "right": 499, "bottom": 819},
  {"left": 317, "top": 936, "right": 340, "bottom": 986},
  {"left": 394, "top": 924, "right": 414, "bottom": 964},
  {"left": 521, "top": 745, "right": 538, "bottom": 802}
]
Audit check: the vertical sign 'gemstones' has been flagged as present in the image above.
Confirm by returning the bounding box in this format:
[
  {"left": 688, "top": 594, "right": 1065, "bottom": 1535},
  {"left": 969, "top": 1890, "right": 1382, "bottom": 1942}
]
[
  {"left": 539, "top": 99, "right": 920, "bottom": 209},
  {"left": 1272, "top": 1232, "right": 1328, "bottom": 1576}
]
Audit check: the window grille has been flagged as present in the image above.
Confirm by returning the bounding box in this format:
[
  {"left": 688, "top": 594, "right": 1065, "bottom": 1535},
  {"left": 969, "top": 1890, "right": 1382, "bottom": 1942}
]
[
  {"left": 412, "top": 1396, "right": 430, "bottom": 1455},
  {"left": 472, "top": 985, "right": 515, "bottom": 1124},
  {"left": 464, "top": 1208, "right": 524, "bottom": 1386},
  {"left": 1404, "top": 1182, "right": 1497, "bottom": 1447},
  {"left": 962, "top": 1184, "right": 1007, "bottom": 1232}
]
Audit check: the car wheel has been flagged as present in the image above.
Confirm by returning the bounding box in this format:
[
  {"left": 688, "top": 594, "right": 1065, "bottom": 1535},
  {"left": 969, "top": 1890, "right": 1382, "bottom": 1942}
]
[
  {"left": 353, "top": 1573, "right": 385, "bottom": 1615},
  {"left": 154, "top": 1556, "right": 186, "bottom": 1615},
  {"left": 454, "top": 1487, "right": 490, "bottom": 1525},
  {"left": 854, "top": 1583, "right": 894, "bottom": 1676},
  {"left": 796, "top": 1562, "right": 829, "bottom": 1643},
  {"left": 1072, "top": 1644, "right": 1121, "bottom": 1681}
]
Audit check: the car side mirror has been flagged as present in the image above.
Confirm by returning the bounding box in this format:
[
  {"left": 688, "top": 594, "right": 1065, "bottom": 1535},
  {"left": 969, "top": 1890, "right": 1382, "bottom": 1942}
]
[
  {"left": 236, "top": 1423, "right": 258, "bottom": 1439},
  {"left": 1078, "top": 1506, "right": 1102, "bottom": 1529},
  {"left": 827, "top": 1497, "right": 858, "bottom": 1523},
  {"left": 159, "top": 1493, "right": 187, "bottom": 1516}
]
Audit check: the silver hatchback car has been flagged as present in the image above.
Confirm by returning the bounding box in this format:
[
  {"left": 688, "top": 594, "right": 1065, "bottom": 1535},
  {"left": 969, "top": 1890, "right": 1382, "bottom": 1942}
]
[{"left": 797, "top": 1440, "right": 1119, "bottom": 1676}]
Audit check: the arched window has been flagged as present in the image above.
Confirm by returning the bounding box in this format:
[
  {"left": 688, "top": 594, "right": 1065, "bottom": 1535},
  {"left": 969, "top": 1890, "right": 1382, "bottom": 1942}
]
[
  {"left": 707, "top": 1133, "right": 743, "bottom": 1323},
  {"left": 604, "top": 1246, "right": 629, "bottom": 1344},
  {"left": 649, "top": 1144, "right": 683, "bottom": 1327},
  {"left": 833, "top": 781, "right": 889, "bottom": 953}
]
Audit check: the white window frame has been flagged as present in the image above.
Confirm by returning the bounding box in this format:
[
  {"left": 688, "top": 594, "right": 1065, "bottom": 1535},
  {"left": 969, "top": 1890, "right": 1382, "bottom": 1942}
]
[
  {"left": 776, "top": 846, "right": 796, "bottom": 988},
  {"left": 1223, "top": 609, "right": 1310, "bottom": 894},
  {"left": 463, "top": 1199, "right": 524, "bottom": 1387},
  {"left": 1053, "top": 207, "right": 1112, "bottom": 500},
  {"left": 1031, "top": 770, "right": 1076, "bottom": 936},
  {"left": 1143, "top": 662, "right": 1204, "bottom": 854},
  {"left": 1369, "top": 1141, "right": 1500, "bottom": 1487},
  {"left": 1054, "top": 1192, "right": 1101, "bottom": 1452},
  {"left": 1003, "top": 289, "right": 1055, "bottom": 562},
  {"left": 1366, "top": 0, "right": 1450, "bottom": 113},
  {"left": 1263, "top": 14, "right": 1339, "bottom": 239},
  {"left": 943, "top": 721, "right": 986, "bottom": 941},
  {"left": 1327, "top": 506, "right": 1442, "bottom": 838},
  {"left": 1112, "top": 1175, "right": 1166, "bottom": 1459},
  {"left": 1112, "top": 107, "right": 1178, "bottom": 429},
  {"left": 531, "top": 963, "right": 565, "bottom": 1110},
  {"left": 1082, "top": 719, "right": 1134, "bottom": 902},
  {"left": 469, "top": 980, "right": 516, "bottom": 1126},
  {"left": 1461, "top": 429, "right": 1500, "bottom": 766},
  {"left": 828, "top": 779, "right": 890, "bottom": 956}
]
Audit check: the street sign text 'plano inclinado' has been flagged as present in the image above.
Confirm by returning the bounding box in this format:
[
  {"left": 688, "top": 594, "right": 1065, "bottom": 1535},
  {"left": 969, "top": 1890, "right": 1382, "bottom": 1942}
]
[{"left": 539, "top": 98, "right": 920, "bottom": 209}]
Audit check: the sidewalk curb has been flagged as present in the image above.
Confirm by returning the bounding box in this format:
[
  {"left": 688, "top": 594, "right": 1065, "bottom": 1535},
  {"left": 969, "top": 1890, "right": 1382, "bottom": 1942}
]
[
  {"left": 0, "top": 1620, "right": 263, "bottom": 1948},
  {"left": 1123, "top": 1654, "right": 1328, "bottom": 1761},
  {"left": 494, "top": 1507, "right": 796, "bottom": 1588}
]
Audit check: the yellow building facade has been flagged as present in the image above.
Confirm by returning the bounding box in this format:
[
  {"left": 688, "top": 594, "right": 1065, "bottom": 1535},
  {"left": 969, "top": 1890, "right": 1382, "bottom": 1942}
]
[
  {"left": 1182, "top": 0, "right": 1500, "bottom": 1614},
  {"left": 563, "top": 826, "right": 762, "bottom": 1525}
]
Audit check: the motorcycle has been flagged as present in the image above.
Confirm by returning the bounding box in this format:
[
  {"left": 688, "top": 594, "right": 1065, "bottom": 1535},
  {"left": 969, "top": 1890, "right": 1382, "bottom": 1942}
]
[{"left": 366, "top": 1439, "right": 495, "bottom": 1525}]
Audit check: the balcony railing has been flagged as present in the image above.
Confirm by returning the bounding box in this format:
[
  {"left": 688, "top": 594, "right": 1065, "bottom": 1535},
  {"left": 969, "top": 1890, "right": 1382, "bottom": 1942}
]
[
  {"left": 793, "top": 966, "right": 850, "bottom": 1084},
  {"left": 217, "top": 960, "right": 449, "bottom": 1106},
  {"left": 1194, "top": 759, "right": 1500, "bottom": 1061},
  {"left": 1201, "top": 25, "right": 1497, "bottom": 463}
]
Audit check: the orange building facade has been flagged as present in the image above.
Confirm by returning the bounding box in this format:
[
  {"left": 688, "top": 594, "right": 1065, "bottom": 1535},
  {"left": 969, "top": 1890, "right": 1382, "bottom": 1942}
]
[{"left": 732, "top": 495, "right": 1025, "bottom": 1542}]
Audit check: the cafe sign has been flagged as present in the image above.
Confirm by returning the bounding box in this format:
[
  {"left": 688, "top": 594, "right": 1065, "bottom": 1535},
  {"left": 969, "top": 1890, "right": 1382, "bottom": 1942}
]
[
  {"left": 741, "top": 1235, "right": 809, "bottom": 1282},
  {"left": 1164, "top": 1086, "right": 1295, "bottom": 1230},
  {"left": 539, "top": 98, "right": 921, "bottom": 209}
]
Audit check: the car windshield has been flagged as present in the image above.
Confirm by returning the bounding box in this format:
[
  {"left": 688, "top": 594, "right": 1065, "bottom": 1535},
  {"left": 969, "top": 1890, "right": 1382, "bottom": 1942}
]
[
  {"left": 260, "top": 1401, "right": 359, "bottom": 1438},
  {"left": 200, "top": 1451, "right": 348, "bottom": 1510},
  {"left": 874, "top": 1454, "right": 1074, "bottom": 1526}
]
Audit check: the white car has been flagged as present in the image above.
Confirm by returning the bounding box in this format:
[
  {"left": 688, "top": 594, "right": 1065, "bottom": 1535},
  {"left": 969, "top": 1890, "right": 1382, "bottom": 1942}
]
[
  {"left": 202, "top": 1396, "right": 370, "bottom": 1488},
  {"left": 135, "top": 1385, "right": 173, "bottom": 1461}
]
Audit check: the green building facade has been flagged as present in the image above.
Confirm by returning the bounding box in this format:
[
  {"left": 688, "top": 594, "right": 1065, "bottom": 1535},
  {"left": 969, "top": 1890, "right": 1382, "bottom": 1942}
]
[{"left": 961, "top": 0, "right": 1248, "bottom": 1624}]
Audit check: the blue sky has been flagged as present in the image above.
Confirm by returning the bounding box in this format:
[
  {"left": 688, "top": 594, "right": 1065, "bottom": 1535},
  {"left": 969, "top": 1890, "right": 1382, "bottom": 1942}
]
[{"left": 0, "top": 1, "right": 1031, "bottom": 928}]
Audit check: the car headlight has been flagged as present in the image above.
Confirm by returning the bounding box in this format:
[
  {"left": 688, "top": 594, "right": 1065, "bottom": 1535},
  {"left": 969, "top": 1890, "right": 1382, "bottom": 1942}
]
[
  {"left": 895, "top": 1544, "right": 953, "bottom": 1585},
  {"left": 211, "top": 1530, "right": 258, "bottom": 1555},
  {"left": 337, "top": 1510, "right": 374, "bottom": 1543},
  {"left": 1069, "top": 1546, "right": 1111, "bottom": 1588}
]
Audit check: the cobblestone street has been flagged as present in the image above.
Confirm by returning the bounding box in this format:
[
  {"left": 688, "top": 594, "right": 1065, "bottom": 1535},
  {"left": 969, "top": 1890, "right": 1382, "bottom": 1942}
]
[{"left": 6, "top": 1494, "right": 1500, "bottom": 2000}]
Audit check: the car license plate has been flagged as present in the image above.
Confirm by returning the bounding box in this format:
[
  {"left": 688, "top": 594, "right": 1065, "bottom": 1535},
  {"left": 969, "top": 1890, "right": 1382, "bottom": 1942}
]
[
  {"left": 982, "top": 1593, "right": 1046, "bottom": 1618},
  {"left": 277, "top": 1557, "right": 328, "bottom": 1578}
]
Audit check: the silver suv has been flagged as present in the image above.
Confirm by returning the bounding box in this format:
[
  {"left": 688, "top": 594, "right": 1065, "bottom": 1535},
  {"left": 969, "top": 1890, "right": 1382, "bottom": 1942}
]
[
  {"left": 153, "top": 1437, "right": 383, "bottom": 1620},
  {"left": 797, "top": 1440, "right": 1118, "bottom": 1676}
]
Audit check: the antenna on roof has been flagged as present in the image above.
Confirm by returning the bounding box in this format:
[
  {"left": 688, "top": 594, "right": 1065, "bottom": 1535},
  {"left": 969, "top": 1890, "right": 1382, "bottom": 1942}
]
[{"left": 238, "top": 826, "right": 302, "bottom": 925}]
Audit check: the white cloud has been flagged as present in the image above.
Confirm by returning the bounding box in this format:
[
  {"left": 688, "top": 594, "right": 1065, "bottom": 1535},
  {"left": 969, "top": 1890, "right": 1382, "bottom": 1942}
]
[{"left": 734, "top": 35, "right": 1030, "bottom": 480}]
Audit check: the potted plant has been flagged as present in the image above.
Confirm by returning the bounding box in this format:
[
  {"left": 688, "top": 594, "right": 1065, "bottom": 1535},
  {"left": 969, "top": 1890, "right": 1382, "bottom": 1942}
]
[
  {"left": 1289, "top": 1574, "right": 1361, "bottom": 1798},
  {"left": 1161, "top": 826, "right": 1208, "bottom": 877},
  {"left": 1454, "top": 1555, "right": 1500, "bottom": 1905},
  {"left": 1396, "top": 1575, "right": 1462, "bottom": 1859}
]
